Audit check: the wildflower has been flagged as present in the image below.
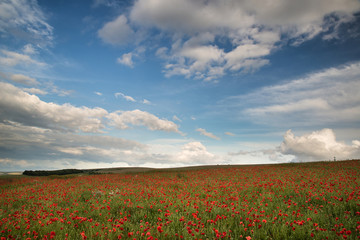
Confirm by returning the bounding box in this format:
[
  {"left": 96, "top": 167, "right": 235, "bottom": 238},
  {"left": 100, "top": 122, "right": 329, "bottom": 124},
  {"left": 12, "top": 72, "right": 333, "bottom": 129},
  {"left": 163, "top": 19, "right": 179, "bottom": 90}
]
[
  {"left": 157, "top": 226, "right": 163, "bottom": 233},
  {"left": 80, "top": 232, "right": 87, "bottom": 240}
]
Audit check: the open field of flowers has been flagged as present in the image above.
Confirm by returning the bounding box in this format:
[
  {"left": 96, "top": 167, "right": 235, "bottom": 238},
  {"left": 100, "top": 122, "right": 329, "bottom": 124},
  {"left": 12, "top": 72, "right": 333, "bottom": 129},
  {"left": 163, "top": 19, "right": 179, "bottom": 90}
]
[{"left": 1, "top": 160, "right": 359, "bottom": 239}]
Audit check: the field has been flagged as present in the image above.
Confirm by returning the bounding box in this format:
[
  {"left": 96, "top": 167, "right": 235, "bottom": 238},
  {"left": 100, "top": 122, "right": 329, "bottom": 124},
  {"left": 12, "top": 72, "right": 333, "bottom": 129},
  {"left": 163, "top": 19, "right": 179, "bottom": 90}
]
[{"left": 0, "top": 161, "right": 359, "bottom": 239}]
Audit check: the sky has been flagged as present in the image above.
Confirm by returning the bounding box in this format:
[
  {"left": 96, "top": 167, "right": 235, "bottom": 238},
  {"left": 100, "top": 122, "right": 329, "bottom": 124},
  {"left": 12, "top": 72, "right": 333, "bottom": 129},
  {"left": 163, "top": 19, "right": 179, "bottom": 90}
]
[{"left": 1, "top": 0, "right": 360, "bottom": 171}]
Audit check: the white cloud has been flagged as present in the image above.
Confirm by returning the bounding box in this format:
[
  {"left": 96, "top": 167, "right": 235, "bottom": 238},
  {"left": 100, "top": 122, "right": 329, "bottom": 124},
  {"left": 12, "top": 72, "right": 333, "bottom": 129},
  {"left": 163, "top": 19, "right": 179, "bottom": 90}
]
[
  {"left": 247, "top": 98, "right": 330, "bottom": 114},
  {"left": 172, "top": 115, "right": 181, "bottom": 122},
  {"left": 224, "top": 44, "right": 271, "bottom": 71},
  {"left": 0, "top": 129, "right": 222, "bottom": 170},
  {"left": 223, "top": 62, "right": 360, "bottom": 127},
  {"left": 225, "top": 44, "right": 270, "bottom": 65},
  {"left": 165, "top": 44, "right": 225, "bottom": 80},
  {"left": 281, "top": 128, "right": 360, "bottom": 161},
  {"left": 108, "top": 109, "right": 181, "bottom": 134},
  {"left": 225, "top": 132, "right": 235, "bottom": 136},
  {"left": 228, "top": 148, "right": 291, "bottom": 164},
  {"left": 0, "top": 158, "right": 33, "bottom": 168},
  {"left": 0, "top": 82, "right": 190, "bottom": 171},
  {"left": 0, "top": 82, "right": 108, "bottom": 133},
  {"left": 130, "top": 0, "right": 254, "bottom": 33},
  {"left": 115, "top": 92, "right": 136, "bottom": 102},
  {"left": 176, "top": 142, "right": 219, "bottom": 164},
  {"left": 117, "top": 52, "right": 134, "bottom": 67},
  {"left": 94, "top": 91, "right": 102, "bottom": 96},
  {"left": 0, "top": 0, "right": 53, "bottom": 46},
  {"left": 0, "top": 71, "right": 39, "bottom": 85},
  {"left": 22, "top": 87, "right": 47, "bottom": 95},
  {"left": 125, "top": 0, "right": 360, "bottom": 81},
  {"left": 98, "top": 15, "right": 134, "bottom": 45},
  {"left": 143, "top": 99, "right": 151, "bottom": 105},
  {"left": 10, "top": 73, "right": 39, "bottom": 85},
  {"left": 22, "top": 44, "right": 37, "bottom": 55},
  {"left": 0, "top": 50, "right": 46, "bottom": 67},
  {"left": 247, "top": 0, "right": 360, "bottom": 26},
  {"left": 0, "top": 82, "right": 182, "bottom": 136},
  {"left": 196, "top": 128, "right": 220, "bottom": 140},
  {"left": 0, "top": 120, "right": 147, "bottom": 170},
  {"left": 181, "top": 45, "right": 224, "bottom": 65},
  {"left": 44, "top": 82, "right": 73, "bottom": 97},
  {"left": 56, "top": 147, "right": 84, "bottom": 156}
]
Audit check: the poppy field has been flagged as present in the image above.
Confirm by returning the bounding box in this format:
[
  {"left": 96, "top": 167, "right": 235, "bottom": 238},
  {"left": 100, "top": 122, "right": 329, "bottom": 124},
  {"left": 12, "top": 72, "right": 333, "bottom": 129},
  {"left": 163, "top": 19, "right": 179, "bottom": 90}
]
[{"left": 1, "top": 160, "right": 359, "bottom": 239}]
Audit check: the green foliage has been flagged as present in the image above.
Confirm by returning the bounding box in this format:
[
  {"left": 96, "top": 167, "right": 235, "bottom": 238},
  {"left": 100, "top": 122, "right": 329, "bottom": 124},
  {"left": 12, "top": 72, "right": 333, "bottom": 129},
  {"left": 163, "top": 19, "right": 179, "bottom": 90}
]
[{"left": 23, "top": 169, "right": 85, "bottom": 176}]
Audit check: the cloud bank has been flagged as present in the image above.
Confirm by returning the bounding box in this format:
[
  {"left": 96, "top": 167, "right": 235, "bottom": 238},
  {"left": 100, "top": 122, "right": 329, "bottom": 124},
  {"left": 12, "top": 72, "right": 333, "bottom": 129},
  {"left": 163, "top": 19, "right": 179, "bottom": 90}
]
[
  {"left": 0, "top": 82, "right": 180, "bottom": 134},
  {"left": 0, "top": 82, "right": 358, "bottom": 170},
  {"left": 222, "top": 61, "right": 360, "bottom": 128},
  {"left": 0, "top": 82, "right": 108, "bottom": 133},
  {"left": 0, "top": 81, "right": 185, "bottom": 170},
  {"left": 281, "top": 129, "right": 360, "bottom": 162}
]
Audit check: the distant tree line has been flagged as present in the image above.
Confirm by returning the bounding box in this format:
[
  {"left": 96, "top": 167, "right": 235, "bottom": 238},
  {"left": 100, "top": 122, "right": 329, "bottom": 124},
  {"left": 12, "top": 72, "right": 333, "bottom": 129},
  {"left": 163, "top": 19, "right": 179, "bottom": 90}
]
[{"left": 23, "top": 169, "right": 85, "bottom": 176}]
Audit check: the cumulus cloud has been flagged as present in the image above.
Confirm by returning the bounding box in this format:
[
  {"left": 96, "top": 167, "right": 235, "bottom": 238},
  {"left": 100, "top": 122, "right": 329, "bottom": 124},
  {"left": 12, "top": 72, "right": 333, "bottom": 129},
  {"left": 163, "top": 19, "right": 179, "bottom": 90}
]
[
  {"left": 196, "top": 128, "right": 220, "bottom": 140},
  {"left": 222, "top": 61, "right": 360, "bottom": 128},
  {"left": 0, "top": 82, "right": 182, "bottom": 136},
  {"left": 122, "top": 0, "right": 360, "bottom": 80},
  {"left": 163, "top": 43, "right": 226, "bottom": 81},
  {"left": 0, "top": 124, "right": 222, "bottom": 169},
  {"left": 226, "top": 128, "right": 360, "bottom": 164},
  {"left": 0, "top": 120, "right": 147, "bottom": 170},
  {"left": 176, "top": 142, "right": 219, "bottom": 164},
  {"left": 0, "top": 0, "right": 53, "bottom": 46},
  {"left": 115, "top": 92, "right": 136, "bottom": 102},
  {"left": 281, "top": 128, "right": 360, "bottom": 161},
  {"left": 0, "top": 82, "right": 108, "bottom": 133},
  {"left": 130, "top": 0, "right": 253, "bottom": 32},
  {"left": 98, "top": 15, "right": 134, "bottom": 45},
  {"left": 0, "top": 117, "right": 221, "bottom": 170},
  {"left": 108, "top": 109, "right": 181, "bottom": 134},
  {"left": 117, "top": 52, "right": 134, "bottom": 67}
]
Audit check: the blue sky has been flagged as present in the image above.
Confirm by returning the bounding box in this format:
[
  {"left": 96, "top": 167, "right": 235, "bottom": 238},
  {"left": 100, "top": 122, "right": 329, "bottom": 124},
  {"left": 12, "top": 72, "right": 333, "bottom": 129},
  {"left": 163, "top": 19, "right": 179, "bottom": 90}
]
[{"left": 1, "top": 0, "right": 360, "bottom": 171}]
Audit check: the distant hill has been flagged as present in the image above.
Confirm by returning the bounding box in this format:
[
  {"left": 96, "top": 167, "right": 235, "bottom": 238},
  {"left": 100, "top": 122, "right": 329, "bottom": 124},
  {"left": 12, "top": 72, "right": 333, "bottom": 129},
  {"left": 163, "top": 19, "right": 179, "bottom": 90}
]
[{"left": 21, "top": 159, "right": 360, "bottom": 176}]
